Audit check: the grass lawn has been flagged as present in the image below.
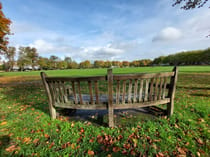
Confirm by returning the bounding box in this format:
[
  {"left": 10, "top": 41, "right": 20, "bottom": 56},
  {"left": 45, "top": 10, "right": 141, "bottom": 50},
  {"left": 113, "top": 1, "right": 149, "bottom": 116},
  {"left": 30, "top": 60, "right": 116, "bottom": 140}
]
[{"left": 0, "top": 66, "right": 209, "bottom": 156}]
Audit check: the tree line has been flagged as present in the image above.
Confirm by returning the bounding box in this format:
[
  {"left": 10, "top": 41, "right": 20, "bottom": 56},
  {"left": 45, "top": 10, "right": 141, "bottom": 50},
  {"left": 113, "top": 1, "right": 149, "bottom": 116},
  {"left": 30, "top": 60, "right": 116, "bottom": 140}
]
[
  {"left": 1, "top": 46, "right": 209, "bottom": 71},
  {"left": 153, "top": 48, "right": 210, "bottom": 65}
]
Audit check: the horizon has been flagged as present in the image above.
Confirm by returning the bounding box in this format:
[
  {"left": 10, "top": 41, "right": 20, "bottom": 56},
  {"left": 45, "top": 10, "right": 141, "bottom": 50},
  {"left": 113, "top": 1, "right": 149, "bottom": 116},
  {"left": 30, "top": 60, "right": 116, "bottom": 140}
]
[{"left": 1, "top": 0, "right": 210, "bottom": 62}]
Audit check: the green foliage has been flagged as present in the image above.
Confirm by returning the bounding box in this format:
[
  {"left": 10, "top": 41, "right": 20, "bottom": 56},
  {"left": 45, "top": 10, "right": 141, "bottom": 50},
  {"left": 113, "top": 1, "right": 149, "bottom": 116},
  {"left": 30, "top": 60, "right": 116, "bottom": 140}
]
[{"left": 153, "top": 48, "right": 210, "bottom": 65}]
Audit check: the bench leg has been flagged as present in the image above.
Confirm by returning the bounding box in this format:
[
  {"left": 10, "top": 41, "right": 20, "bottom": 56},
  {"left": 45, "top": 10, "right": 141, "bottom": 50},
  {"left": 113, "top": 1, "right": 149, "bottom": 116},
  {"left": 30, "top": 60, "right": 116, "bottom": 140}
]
[
  {"left": 49, "top": 105, "right": 56, "bottom": 119},
  {"left": 167, "top": 101, "right": 174, "bottom": 116},
  {"left": 108, "top": 108, "right": 114, "bottom": 127}
]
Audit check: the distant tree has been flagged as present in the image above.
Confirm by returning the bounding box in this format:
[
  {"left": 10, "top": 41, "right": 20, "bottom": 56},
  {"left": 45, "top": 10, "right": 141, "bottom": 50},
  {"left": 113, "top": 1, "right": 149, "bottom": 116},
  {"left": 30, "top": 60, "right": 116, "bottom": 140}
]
[
  {"left": 79, "top": 60, "right": 91, "bottom": 68},
  {"left": 112, "top": 61, "right": 121, "bottom": 67},
  {"left": 4, "top": 46, "right": 16, "bottom": 71},
  {"left": 17, "top": 47, "right": 31, "bottom": 71},
  {"left": 64, "top": 56, "right": 72, "bottom": 63},
  {"left": 38, "top": 57, "right": 49, "bottom": 70},
  {"left": 49, "top": 55, "right": 60, "bottom": 69},
  {"left": 57, "top": 61, "right": 67, "bottom": 69},
  {"left": 68, "top": 61, "right": 79, "bottom": 69},
  {"left": 94, "top": 60, "right": 104, "bottom": 68},
  {"left": 0, "top": 3, "right": 12, "bottom": 54},
  {"left": 122, "top": 61, "right": 130, "bottom": 67},
  {"left": 26, "top": 47, "right": 39, "bottom": 70},
  {"left": 103, "top": 61, "right": 112, "bottom": 68}
]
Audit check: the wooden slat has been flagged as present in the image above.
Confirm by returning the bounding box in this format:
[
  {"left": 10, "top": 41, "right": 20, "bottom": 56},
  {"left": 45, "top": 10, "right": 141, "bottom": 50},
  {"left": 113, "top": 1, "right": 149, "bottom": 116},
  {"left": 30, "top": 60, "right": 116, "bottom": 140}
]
[
  {"left": 138, "top": 79, "right": 143, "bottom": 102},
  {"left": 46, "top": 76, "right": 106, "bottom": 82},
  {"left": 48, "top": 82, "right": 56, "bottom": 103},
  {"left": 116, "top": 80, "right": 120, "bottom": 104},
  {"left": 108, "top": 69, "right": 114, "bottom": 127},
  {"left": 54, "top": 81, "right": 61, "bottom": 103},
  {"left": 95, "top": 81, "right": 100, "bottom": 104},
  {"left": 144, "top": 79, "right": 149, "bottom": 102},
  {"left": 128, "top": 79, "right": 132, "bottom": 103},
  {"left": 113, "top": 72, "right": 175, "bottom": 80},
  {"left": 77, "top": 81, "right": 83, "bottom": 104},
  {"left": 149, "top": 78, "right": 154, "bottom": 101},
  {"left": 158, "top": 77, "right": 163, "bottom": 100},
  {"left": 162, "top": 77, "right": 167, "bottom": 99},
  {"left": 133, "top": 79, "right": 138, "bottom": 103},
  {"left": 88, "top": 81, "right": 94, "bottom": 104},
  {"left": 154, "top": 78, "right": 159, "bottom": 101},
  {"left": 114, "top": 98, "right": 170, "bottom": 109},
  {"left": 167, "top": 66, "right": 178, "bottom": 116},
  {"left": 54, "top": 103, "right": 108, "bottom": 109},
  {"left": 61, "top": 81, "right": 68, "bottom": 103},
  {"left": 58, "top": 81, "right": 65, "bottom": 103},
  {"left": 122, "top": 80, "right": 126, "bottom": 104},
  {"left": 71, "top": 81, "right": 78, "bottom": 104}
]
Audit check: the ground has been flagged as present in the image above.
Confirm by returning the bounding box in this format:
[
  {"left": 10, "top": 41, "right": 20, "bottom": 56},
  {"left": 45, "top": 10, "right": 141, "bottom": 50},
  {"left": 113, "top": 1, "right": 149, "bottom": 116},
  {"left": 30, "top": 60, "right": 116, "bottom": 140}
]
[{"left": 0, "top": 66, "right": 209, "bottom": 156}]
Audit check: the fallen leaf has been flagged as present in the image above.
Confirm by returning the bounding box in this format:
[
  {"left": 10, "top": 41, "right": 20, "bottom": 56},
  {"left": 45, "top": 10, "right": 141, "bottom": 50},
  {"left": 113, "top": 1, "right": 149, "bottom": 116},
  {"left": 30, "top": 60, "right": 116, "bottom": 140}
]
[
  {"left": 88, "top": 150, "right": 94, "bottom": 156},
  {"left": 196, "top": 138, "right": 204, "bottom": 145},
  {"left": 177, "top": 147, "right": 186, "bottom": 155},
  {"left": 113, "top": 147, "right": 120, "bottom": 152},
  {"left": 1, "top": 121, "right": 7, "bottom": 126},
  {"left": 33, "top": 139, "right": 39, "bottom": 144},
  {"left": 5, "top": 145, "right": 20, "bottom": 152},
  {"left": 23, "top": 137, "right": 31, "bottom": 144}
]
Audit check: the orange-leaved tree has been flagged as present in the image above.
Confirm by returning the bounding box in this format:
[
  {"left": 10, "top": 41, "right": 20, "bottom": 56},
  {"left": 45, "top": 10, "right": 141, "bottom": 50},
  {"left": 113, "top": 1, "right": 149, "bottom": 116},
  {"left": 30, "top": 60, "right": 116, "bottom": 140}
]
[{"left": 0, "top": 2, "right": 11, "bottom": 54}]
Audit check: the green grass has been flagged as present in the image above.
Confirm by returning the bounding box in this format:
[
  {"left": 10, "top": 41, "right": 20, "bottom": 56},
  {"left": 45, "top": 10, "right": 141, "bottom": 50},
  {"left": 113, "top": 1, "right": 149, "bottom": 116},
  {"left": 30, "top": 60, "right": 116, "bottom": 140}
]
[
  {"left": 0, "top": 66, "right": 210, "bottom": 156},
  {"left": 0, "top": 66, "right": 210, "bottom": 77}
]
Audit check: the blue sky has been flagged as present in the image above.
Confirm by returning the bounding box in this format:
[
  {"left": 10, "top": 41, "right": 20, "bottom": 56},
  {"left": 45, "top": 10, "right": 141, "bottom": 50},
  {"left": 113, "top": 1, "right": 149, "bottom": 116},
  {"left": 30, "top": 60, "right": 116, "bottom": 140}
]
[{"left": 2, "top": 0, "right": 210, "bottom": 62}]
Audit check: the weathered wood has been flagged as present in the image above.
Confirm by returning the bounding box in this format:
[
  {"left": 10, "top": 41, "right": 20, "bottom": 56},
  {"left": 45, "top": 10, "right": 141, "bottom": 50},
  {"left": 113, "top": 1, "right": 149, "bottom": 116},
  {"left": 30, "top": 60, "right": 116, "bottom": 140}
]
[
  {"left": 95, "top": 81, "right": 100, "bottom": 104},
  {"left": 41, "top": 66, "right": 178, "bottom": 128},
  {"left": 138, "top": 79, "right": 143, "bottom": 102},
  {"left": 133, "top": 79, "right": 138, "bottom": 103},
  {"left": 46, "top": 76, "right": 106, "bottom": 82},
  {"left": 149, "top": 78, "right": 154, "bottom": 101},
  {"left": 108, "top": 69, "right": 114, "bottom": 127},
  {"left": 116, "top": 80, "right": 120, "bottom": 104},
  {"left": 122, "top": 80, "right": 126, "bottom": 104},
  {"left": 71, "top": 81, "right": 78, "bottom": 104},
  {"left": 154, "top": 78, "right": 159, "bottom": 101},
  {"left": 128, "top": 79, "right": 132, "bottom": 103},
  {"left": 40, "top": 72, "right": 56, "bottom": 119},
  {"left": 158, "top": 77, "right": 163, "bottom": 100},
  {"left": 144, "top": 79, "right": 149, "bottom": 102},
  {"left": 88, "top": 81, "right": 94, "bottom": 104},
  {"left": 167, "top": 66, "right": 178, "bottom": 116},
  {"left": 114, "top": 98, "right": 170, "bottom": 109},
  {"left": 77, "top": 81, "right": 83, "bottom": 104},
  {"left": 113, "top": 72, "right": 174, "bottom": 80},
  {"left": 162, "top": 77, "right": 167, "bottom": 99}
]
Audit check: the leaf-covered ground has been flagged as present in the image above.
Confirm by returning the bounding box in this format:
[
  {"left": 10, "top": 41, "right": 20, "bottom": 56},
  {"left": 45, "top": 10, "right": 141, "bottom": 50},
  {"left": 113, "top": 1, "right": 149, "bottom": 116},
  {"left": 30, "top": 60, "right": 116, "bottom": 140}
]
[{"left": 0, "top": 68, "right": 209, "bottom": 156}]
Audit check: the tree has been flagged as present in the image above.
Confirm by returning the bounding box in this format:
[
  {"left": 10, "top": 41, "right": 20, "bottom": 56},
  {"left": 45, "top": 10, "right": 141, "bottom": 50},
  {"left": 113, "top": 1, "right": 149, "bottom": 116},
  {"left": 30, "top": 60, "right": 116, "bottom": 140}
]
[
  {"left": 0, "top": 3, "right": 12, "bottom": 54},
  {"left": 49, "top": 55, "right": 60, "bottom": 69},
  {"left": 38, "top": 57, "right": 49, "bottom": 70},
  {"left": 25, "top": 47, "right": 39, "bottom": 70},
  {"left": 17, "top": 49, "right": 31, "bottom": 71},
  {"left": 173, "top": 0, "right": 209, "bottom": 10},
  {"left": 94, "top": 60, "right": 104, "bottom": 68},
  {"left": 5, "top": 46, "right": 16, "bottom": 71},
  {"left": 79, "top": 60, "right": 91, "bottom": 68}
]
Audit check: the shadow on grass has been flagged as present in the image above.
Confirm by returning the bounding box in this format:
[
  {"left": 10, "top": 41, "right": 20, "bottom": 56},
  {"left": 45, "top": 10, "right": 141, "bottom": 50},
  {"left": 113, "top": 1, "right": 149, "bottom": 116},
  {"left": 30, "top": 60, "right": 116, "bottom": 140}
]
[
  {"left": 0, "top": 135, "right": 10, "bottom": 155},
  {"left": 190, "top": 93, "right": 210, "bottom": 97},
  {"left": 177, "top": 86, "right": 210, "bottom": 90}
]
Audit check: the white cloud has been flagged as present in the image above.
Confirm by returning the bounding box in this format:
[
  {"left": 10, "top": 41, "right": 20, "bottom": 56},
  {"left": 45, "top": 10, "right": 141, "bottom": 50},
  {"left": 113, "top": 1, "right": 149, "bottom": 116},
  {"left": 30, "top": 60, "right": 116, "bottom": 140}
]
[{"left": 152, "top": 27, "right": 182, "bottom": 42}]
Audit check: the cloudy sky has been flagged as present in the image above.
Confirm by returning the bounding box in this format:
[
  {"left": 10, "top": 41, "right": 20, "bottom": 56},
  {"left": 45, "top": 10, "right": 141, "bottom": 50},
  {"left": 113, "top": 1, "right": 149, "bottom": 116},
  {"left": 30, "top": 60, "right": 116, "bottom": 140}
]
[{"left": 2, "top": 0, "right": 210, "bottom": 62}]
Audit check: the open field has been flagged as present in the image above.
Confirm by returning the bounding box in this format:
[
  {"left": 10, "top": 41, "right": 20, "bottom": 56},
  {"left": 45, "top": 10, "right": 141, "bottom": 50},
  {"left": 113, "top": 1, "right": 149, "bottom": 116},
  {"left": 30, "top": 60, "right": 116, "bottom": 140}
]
[{"left": 0, "top": 66, "right": 210, "bottom": 156}]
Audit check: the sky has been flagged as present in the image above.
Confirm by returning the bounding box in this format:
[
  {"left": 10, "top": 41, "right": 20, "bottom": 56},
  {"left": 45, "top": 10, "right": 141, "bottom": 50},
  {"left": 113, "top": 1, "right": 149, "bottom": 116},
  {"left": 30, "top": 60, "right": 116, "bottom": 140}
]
[{"left": 2, "top": 0, "right": 210, "bottom": 62}]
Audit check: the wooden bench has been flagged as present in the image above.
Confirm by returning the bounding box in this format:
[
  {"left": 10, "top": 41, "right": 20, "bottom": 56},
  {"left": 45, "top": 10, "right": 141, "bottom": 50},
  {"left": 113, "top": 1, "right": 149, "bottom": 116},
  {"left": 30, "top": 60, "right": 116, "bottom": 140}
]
[{"left": 41, "top": 67, "right": 178, "bottom": 127}]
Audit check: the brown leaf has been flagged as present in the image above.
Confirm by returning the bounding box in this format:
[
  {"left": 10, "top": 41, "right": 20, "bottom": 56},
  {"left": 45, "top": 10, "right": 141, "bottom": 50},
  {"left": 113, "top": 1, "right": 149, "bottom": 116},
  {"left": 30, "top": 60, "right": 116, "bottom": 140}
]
[
  {"left": 177, "top": 147, "right": 186, "bottom": 155},
  {"left": 1, "top": 121, "right": 7, "bottom": 126},
  {"left": 44, "top": 134, "right": 50, "bottom": 139},
  {"left": 88, "top": 150, "right": 94, "bottom": 156},
  {"left": 33, "top": 139, "right": 39, "bottom": 144},
  {"left": 5, "top": 145, "right": 20, "bottom": 152},
  {"left": 49, "top": 142, "right": 55, "bottom": 149},
  {"left": 113, "top": 147, "right": 120, "bottom": 152},
  {"left": 196, "top": 138, "right": 204, "bottom": 145},
  {"left": 23, "top": 137, "right": 31, "bottom": 144},
  {"left": 156, "top": 152, "right": 164, "bottom": 157}
]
